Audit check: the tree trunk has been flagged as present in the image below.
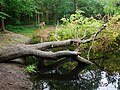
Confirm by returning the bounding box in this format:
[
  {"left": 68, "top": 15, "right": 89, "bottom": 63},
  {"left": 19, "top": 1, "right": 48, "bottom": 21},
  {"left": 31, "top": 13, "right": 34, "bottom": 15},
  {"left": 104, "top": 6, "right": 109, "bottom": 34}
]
[
  {"left": 74, "top": 0, "right": 77, "bottom": 13},
  {"left": 36, "top": 12, "right": 38, "bottom": 24},
  {"left": 38, "top": 13, "right": 40, "bottom": 24},
  {"left": 46, "top": 10, "right": 49, "bottom": 24},
  {"left": 0, "top": 4, "right": 5, "bottom": 32},
  {"left": 0, "top": 38, "right": 93, "bottom": 65}
]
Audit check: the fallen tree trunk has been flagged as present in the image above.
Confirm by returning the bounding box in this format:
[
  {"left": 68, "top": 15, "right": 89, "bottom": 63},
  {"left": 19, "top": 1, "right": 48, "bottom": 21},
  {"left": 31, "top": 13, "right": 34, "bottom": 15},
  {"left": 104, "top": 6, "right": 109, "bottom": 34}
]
[{"left": 0, "top": 38, "right": 93, "bottom": 65}]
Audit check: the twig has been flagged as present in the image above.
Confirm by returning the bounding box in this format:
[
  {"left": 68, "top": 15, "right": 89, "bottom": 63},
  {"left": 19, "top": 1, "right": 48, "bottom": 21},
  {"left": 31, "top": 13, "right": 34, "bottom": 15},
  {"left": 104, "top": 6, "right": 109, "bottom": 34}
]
[{"left": 81, "top": 30, "right": 87, "bottom": 40}]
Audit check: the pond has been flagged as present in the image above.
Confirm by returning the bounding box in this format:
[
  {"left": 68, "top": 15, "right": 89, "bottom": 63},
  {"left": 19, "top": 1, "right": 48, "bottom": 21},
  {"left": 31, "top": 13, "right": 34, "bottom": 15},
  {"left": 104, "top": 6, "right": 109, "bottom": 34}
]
[{"left": 30, "top": 50, "right": 120, "bottom": 90}]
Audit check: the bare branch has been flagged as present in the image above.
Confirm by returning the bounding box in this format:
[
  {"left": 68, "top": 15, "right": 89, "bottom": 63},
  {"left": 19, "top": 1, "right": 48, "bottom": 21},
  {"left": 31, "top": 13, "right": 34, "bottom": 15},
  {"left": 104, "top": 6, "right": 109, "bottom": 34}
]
[
  {"left": 28, "top": 38, "right": 93, "bottom": 50},
  {"left": 87, "top": 24, "right": 107, "bottom": 60}
]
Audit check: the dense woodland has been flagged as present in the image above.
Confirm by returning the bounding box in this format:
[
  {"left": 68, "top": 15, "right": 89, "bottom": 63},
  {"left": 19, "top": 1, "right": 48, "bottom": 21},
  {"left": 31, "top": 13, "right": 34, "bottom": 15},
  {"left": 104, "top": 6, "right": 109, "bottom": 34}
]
[
  {"left": 0, "top": 0, "right": 120, "bottom": 26},
  {"left": 0, "top": 0, "right": 120, "bottom": 89}
]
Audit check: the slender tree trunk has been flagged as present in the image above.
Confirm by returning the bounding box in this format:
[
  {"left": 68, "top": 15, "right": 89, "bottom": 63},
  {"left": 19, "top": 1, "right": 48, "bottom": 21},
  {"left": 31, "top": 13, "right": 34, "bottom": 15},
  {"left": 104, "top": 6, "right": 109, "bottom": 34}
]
[
  {"left": 74, "top": 0, "right": 77, "bottom": 13},
  {"left": 0, "top": 4, "right": 5, "bottom": 32},
  {"left": 46, "top": 10, "right": 49, "bottom": 24},
  {"left": 38, "top": 12, "right": 40, "bottom": 23},
  {"left": 1, "top": 19, "right": 4, "bottom": 30},
  {"left": 28, "top": 14, "right": 31, "bottom": 24},
  {"left": 36, "top": 12, "right": 38, "bottom": 25}
]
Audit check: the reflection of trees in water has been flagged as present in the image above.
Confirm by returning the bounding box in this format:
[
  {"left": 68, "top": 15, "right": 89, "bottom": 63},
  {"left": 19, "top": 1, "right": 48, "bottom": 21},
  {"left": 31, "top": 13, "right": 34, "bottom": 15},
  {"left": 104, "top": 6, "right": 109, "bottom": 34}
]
[
  {"left": 33, "top": 80, "right": 49, "bottom": 90},
  {"left": 118, "top": 78, "right": 120, "bottom": 89},
  {"left": 32, "top": 52, "right": 120, "bottom": 90},
  {"left": 32, "top": 68, "right": 103, "bottom": 90},
  {"left": 78, "top": 69, "right": 101, "bottom": 90},
  {"left": 32, "top": 69, "right": 120, "bottom": 90}
]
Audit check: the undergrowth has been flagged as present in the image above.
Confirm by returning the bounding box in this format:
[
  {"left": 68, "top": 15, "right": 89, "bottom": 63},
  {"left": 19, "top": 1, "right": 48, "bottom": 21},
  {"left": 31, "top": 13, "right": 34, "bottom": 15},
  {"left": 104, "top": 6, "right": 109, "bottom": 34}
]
[{"left": 6, "top": 25, "right": 38, "bottom": 36}]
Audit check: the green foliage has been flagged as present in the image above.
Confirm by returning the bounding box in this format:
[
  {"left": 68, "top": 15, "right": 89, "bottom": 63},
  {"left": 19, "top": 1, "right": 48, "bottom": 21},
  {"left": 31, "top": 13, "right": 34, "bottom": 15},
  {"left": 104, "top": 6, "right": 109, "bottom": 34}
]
[
  {"left": 50, "top": 10, "right": 120, "bottom": 55},
  {"left": 3, "top": 0, "right": 37, "bottom": 24},
  {"left": 92, "top": 14, "right": 120, "bottom": 51},
  {"left": 77, "top": 0, "right": 120, "bottom": 16},
  {"left": 50, "top": 10, "right": 103, "bottom": 40},
  {"left": 4, "top": 0, "right": 36, "bottom": 15},
  {"left": 1, "top": 0, "right": 120, "bottom": 25},
  {"left": 1, "top": 0, "right": 74, "bottom": 24},
  {"left": 77, "top": 0, "right": 104, "bottom": 16},
  {"left": 101, "top": 0, "right": 120, "bottom": 14},
  {"left": 0, "top": 12, "right": 10, "bottom": 20},
  {"left": 25, "top": 64, "right": 37, "bottom": 74},
  {"left": 35, "top": 0, "right": 73, "bottom": 24}
]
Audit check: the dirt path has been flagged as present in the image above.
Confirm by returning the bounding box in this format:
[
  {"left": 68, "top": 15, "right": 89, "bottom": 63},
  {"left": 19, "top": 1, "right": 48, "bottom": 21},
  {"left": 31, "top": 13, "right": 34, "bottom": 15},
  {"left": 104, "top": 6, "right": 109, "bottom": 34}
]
[
  {"left": 0, "top": 31, "right": 32, "bottom": 90},
  {"left": 0, "top": 31, "right": 30, "bottom": 48}
]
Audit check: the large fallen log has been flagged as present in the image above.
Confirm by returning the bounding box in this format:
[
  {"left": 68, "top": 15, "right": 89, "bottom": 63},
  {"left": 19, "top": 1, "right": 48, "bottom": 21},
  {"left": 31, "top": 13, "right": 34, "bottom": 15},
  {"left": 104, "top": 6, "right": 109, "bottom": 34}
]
[{"left": 0, "top": 38, "right": 93, "bottom": 65}]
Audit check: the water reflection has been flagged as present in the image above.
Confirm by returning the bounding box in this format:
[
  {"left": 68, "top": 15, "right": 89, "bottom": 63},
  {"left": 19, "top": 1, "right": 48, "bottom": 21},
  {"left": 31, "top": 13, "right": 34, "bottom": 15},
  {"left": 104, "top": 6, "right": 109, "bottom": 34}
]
[
  {"left": 32, "top": 69, "right": 120, "bottom": 90},
  {"left": 31, "top": 54, "right": 120, "bottom": 90},
  {"left": 98, "top": 72, "right": 120, "bottom": 90}
]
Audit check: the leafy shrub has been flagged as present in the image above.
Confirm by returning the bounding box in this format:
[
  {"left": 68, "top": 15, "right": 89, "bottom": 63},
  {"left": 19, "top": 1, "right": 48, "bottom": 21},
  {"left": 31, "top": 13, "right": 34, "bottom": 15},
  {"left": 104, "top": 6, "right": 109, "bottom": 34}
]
[
  {"left": 0, "top": 12, "right": 10, "bottom": 20},
  {"left": 92, "top": 14, "right": 120, "bottom": 51},
  {"left": 50, "top": 10, "right": 120, "bottom": 52},
  {"left": 50, "top": 10, "right": 103, "bottom": 41},
  {"left": 25, "top": 64, "right": 37, "bottom": 74}
]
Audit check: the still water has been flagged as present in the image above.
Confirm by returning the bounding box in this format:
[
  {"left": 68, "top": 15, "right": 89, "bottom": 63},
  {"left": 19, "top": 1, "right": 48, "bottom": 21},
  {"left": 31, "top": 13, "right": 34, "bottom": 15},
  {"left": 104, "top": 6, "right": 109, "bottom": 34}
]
[
  {"left": 31, "top": 51, "right": 120, "bottom": 90},
  {"left": 31, "top": 66, "right": 120, "bottom": 89}
]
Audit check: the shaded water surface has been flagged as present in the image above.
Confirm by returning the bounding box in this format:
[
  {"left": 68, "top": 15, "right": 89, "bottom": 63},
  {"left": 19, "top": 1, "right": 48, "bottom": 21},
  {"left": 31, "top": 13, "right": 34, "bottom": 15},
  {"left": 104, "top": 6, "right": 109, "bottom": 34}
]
[{"left": 31, "top": 51, "right": 120, "bottom": 90}]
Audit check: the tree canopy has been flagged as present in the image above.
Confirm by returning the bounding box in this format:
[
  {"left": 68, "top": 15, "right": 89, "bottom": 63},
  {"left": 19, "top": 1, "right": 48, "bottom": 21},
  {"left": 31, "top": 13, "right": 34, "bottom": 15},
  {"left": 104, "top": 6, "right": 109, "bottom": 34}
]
[{"left": 0, "top": 0, "right": 119, "bottom": 25}]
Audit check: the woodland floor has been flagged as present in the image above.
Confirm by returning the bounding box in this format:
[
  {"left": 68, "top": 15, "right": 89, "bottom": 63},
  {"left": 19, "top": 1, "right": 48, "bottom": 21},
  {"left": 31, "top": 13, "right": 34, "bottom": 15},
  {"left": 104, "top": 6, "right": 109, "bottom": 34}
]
[
  {"left": 0, "top": 26, "right": 55, "bottom": 90},
  {"left": 0, "top": 31, "right": 32, "bottom": 90}
]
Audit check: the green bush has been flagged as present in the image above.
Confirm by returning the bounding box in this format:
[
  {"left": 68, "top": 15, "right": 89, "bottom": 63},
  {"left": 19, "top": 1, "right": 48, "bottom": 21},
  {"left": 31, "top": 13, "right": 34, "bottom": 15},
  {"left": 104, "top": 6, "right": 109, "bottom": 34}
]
[
  {"left": 50, "top": 10, "right": 120, "bottom": 52},
  {"left": 24, "top": 64, "right": 37, "bottom": 74},
  {"left": 50, "top": 10, "right": 103, "bottom": 41}
]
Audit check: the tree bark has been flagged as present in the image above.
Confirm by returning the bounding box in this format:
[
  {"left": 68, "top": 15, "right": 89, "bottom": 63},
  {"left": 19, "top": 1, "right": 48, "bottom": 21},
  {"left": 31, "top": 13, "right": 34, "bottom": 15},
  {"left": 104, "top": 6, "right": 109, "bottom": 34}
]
[
  {"left": 0, "top": 3, "right": 5, "bottom": 32},
  {"left": 74, "top": 0, "right": 77, "bottom": 13},
  {"left": 0, "top": 38, "right": 93, "bottom": 65},
  {"left": 46, "top": 10, "right": 49, "bottom": 24}
]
